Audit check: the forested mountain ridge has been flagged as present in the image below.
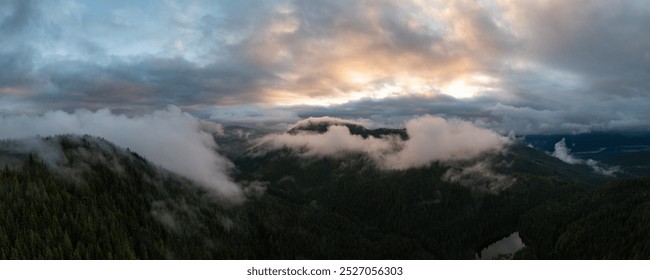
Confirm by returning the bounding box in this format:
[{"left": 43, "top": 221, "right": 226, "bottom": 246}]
[
  {"left": 1, "top": 131, "right": 648, "bottom": 259},
  {"left": 232, "top": 140, "right": 609, "bottom": 258},
  {"left": 0, "top": 135, "right": 245, "bottom": 259},
  {"left": 517, "top": 178, "right": 650, "bottom": 259},
  {"left": 288, "top": 120, "right": 409, "bottom": 140}
]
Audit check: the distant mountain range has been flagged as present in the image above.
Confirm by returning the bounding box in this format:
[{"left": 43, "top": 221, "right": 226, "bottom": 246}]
[{"left": 523, "top": 132, "right": 650, "bottom": 176}]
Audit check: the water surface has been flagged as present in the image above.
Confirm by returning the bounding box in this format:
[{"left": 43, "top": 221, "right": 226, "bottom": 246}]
[{"left": 476, "top": 232, "right": 525, "bottom": 260}]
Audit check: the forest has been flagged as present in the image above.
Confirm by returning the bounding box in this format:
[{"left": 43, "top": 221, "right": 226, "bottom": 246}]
[
  {"left": 0, "top": 135, "right": 648, "bottom": 259},
  {"left": 517, "top": 178, "right": 650, "bottom": 259}
]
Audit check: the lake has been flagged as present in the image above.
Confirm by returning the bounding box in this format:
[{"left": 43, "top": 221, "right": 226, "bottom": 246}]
[{"left": 475, "top": 232, "right": 525, "bottom": 260}]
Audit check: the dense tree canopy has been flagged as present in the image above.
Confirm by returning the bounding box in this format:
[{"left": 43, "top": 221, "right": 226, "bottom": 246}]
[{"left": 1, "top": 135, "right": 647, "bottom": 259}]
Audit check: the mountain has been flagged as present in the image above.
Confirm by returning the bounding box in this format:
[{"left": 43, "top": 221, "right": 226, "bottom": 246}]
[
  {"left": 232, "top": 124, "right": 613, "bottom": 258},
  {"left": 214, "top": 126, "right": 266, "bottom": 160},
  {"left": 2, "top": 125, "right": 649, "bottom": 259},
  {"left": 0, "top": 135, "right": 247, "bottom": 259},
  {"left": 517, "top": 178, "right": 650, "bottom": 259},
  {"left": 228, "top": 122, "right": 650, "bottom": 259},
  {"left": 523, "top": 132, "right": 650, "bottom": 176},
  {"left": 288, "top": 119, "right": 409, "bottom": 140}
]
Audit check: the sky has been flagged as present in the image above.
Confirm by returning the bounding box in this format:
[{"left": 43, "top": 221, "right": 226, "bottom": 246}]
[{"left": 1, "top": 0, "right": 650, "bottom": 134}]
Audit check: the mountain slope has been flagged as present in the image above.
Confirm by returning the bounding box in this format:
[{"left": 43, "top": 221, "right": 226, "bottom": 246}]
[
  {"left": 2, "top": 128, "right": 643, "bottom": 259},
  {"left": 0, "top": 135, "right": 247, "bottom": 259},
  {"left": 518, "top": 178, "right": 650, "bottom": 259},
  {"left": 233, "top": 140, "right": 607, "bottom": 258}
]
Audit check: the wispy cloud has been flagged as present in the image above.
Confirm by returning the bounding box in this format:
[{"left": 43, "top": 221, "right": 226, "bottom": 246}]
[
  {"left": 551, "top": 138, "right": 620, "bottom": 176},
  {"left": 0, "top": 105, "right": 244, "bottom": 202},
  {"left": 257, "top": 115, "right": 509, "bottom": 169}
]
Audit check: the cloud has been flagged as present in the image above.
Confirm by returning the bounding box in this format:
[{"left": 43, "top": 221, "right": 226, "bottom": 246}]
[
  {"left": 551, "top": 138, "right": 582, "bottom": 165},
  {"left": 500, "top": 0, "right": 650, "bottom": 78},
  {"left": 231, "top": 0, "right": 514, "bottom": 104},
  {"left": 0, "top": 105, "right": 244, "bottom": 202},
  {"left": 1, "top": 0, "right": 650, "bottom": 135},
  {"left": 260, "top": 125, "right": 397, "bottom": 158},
  {"left": 442, "top": 161, "right": 516, "bottom": 193},
  {"left": 283, "top": 93, "right": 650, "bottom": 135},
  {"left": 258, "top": 115, "right": 508, "bottom": 170},
  {"left": 551, "top": 138, "right": 620, "bottom": 176},
  {"left": 289, "top": 116, "right": 374, "bottom": 130},
  {"left": 32, "top": 57, "right": 271, "bottom": 114},
  {"left": 0, "top": 0, "right": 37, "bottom": 37},
  {"left": 206, "top": 105, "right": 300, "bottom": 131},
  {"left": 0, "top": 136, "right": 65, "bottom": 168},
  {"left": 384, "top": 115, "right": 507, "bottom": 168},
  {"left": 585, "top": 159, "right": 620, "bottom": 177},
  {"left": 0, "top": 0, "right": 518, "bottom": 109}
]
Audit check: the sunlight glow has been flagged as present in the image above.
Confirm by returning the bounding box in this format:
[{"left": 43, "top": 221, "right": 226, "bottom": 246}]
[
  {"left": 441, "top": 74, "right": 495, "bottom": 99},
  {"left": 441, "top": 79, "right": 478, "bottom": 99},
  {"left": 272, "top": 75, "right": 442, "bottom": 106},
  {"left": 270, "top": 73, "right": 494, "bottom": 107}
]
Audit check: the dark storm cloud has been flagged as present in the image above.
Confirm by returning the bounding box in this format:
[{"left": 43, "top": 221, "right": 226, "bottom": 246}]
[
  {"left": 292, "top": 95, "right": 494, "bottom": 122},
  {"left": 494, "top": 0, "right": 650, "bottom": 117},
  {"left": 502, "top": 1, "right": 650, "bottom": 78},
  {"left": 35, "top": 57, "right": 272, "bottom": 113},
  {"left": 0, "top": 0, "right": 39, "bottom": 91},
  {"left": 285, "top": 90, "right": 650, "bottom": 134},
  {"left": 0, "top": 0, "right": 36, "bottom": 35},
  {"left": 0, "top": 48, "right": 35, "bottom": 88}
]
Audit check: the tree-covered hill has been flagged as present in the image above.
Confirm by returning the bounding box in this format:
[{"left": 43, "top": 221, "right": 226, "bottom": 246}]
[
  {"left": 0, "top": 135, "right": 248, "bottom": 259},
  {"left": 233, "top": 142, "right": 603, "bottom": 259},
  {"left": 517, "top": 178, "right": 650, "bottom": 259},
  {"left": 2, "top": 133, "right": 646, "bottom": 259}
]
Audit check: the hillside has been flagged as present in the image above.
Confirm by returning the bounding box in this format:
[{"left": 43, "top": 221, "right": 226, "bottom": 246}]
[
  {"left": 233, "top": 138, "right": 608, "bottom": 258},
  {"left": 2, "top": 128, "right": 648, "bottom": 259},
  {"left": 518, "top": 178, "right": 650, "bottom": 259},
  {"left": 0, "top": 135, "right": 247, "bottom": 259}
]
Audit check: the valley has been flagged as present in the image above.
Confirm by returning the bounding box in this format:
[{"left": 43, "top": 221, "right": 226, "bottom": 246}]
[{"left": 3, "top": 120, "right": 648, "bottom": 259}]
